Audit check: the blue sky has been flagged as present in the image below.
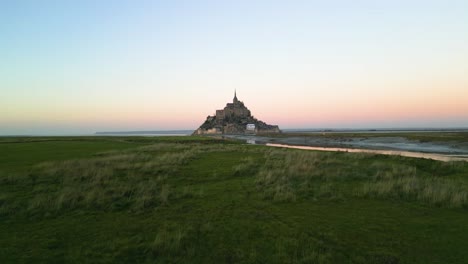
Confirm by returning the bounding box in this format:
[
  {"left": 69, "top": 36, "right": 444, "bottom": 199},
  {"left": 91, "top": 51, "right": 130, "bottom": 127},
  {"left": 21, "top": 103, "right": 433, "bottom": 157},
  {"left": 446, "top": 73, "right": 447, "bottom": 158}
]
[{"left": 1, "top": 0, "right": 468, "bottom": 134}]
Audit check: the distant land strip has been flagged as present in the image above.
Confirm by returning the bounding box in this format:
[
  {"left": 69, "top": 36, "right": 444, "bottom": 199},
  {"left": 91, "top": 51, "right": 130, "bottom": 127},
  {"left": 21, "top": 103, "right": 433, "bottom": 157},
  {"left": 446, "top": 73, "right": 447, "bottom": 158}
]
[
  {"left": 95, "top": 130, "right": 193, "bottom": 135},
  {"left": 95, "top": 128, "right": 468, "bottom": 135}
]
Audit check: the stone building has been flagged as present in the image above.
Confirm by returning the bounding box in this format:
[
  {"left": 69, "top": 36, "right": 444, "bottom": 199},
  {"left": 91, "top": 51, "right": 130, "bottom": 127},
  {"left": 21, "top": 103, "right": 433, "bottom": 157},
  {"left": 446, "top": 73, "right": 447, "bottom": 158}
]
[
  {"left": 193, "top": 91, "right": 281, "bottom": 135},
  {"left": 215, "top": 91, "right": 251, "bottom": 120}
]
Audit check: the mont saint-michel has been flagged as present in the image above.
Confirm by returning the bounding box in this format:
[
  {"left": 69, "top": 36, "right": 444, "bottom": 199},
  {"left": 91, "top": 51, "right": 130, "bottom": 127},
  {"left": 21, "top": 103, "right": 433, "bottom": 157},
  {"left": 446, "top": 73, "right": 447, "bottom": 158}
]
[{"left": 193, "top": 92, "right": 281, "bottom": 135}]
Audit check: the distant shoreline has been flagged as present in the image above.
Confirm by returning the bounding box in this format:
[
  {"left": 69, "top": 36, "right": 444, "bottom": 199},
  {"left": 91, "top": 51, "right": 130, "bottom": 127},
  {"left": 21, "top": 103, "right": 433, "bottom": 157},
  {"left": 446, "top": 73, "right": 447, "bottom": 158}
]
[
  {"left": 95, "top": 130, "right": 193, "bottom": 135},
  {"left": 97, "top": 128, "right": 468, "bottom": 133},
  {"left": 2, "top": 128, "right": 468, "bottom": 137},
  {"left": 95, "top": 128, "right": 468, "bottom": 135},
  {"left": 282, "top": 128, "right": 468, "bottom": 133}
]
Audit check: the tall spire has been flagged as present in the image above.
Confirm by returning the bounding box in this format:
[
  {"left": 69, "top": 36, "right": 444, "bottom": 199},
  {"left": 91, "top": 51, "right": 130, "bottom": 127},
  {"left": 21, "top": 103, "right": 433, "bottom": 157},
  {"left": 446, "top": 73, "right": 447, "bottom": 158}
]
[{"left": 233, "top": 89, "right": 238, "bottom": 103}]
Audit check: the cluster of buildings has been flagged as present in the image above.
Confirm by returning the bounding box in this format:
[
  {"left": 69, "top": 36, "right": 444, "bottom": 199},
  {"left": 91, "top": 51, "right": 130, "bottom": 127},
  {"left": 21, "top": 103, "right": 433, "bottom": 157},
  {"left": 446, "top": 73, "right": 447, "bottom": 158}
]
[{"left": 193, "top": 92, "right": 281, "bottom": 135}]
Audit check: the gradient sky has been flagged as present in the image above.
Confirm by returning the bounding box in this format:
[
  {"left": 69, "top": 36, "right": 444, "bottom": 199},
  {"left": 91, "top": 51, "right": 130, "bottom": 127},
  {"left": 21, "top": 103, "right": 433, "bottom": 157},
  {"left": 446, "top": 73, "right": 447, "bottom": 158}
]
[{"left": 1, "top": 0, "right": 468, "bottom": 135}]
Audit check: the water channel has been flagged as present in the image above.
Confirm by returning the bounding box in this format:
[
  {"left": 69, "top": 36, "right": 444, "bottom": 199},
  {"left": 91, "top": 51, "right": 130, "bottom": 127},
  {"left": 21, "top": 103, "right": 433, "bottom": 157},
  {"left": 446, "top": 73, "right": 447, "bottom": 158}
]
[{"left": 265, "top": 143, "right": 468, "bottom": 162}]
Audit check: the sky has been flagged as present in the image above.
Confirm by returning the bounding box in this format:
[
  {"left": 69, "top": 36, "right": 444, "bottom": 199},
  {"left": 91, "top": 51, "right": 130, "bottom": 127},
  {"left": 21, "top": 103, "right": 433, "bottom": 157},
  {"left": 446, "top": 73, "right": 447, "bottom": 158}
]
[{"left": 1, "top": 0, "right": 468, "bottom": 135}]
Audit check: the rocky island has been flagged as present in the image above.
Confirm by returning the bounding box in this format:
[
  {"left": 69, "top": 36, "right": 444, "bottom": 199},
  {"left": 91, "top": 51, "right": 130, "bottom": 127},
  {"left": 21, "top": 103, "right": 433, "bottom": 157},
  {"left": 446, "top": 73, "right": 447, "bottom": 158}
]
[{"left": 193, "top": 92, "right": 281, "bottom": 135}]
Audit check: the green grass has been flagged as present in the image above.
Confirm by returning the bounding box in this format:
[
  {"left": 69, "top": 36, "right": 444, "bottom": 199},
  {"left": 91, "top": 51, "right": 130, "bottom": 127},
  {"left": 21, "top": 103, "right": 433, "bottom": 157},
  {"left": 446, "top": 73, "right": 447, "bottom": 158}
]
[
  {"left": 0, "top": 140, "right": 139, "bottom": 173},
  {"left": 0, "top": 136, "right": 467, "bottom": 263},
  {"left": 0, "top": 136, "right": 227, "bottom": 173}
]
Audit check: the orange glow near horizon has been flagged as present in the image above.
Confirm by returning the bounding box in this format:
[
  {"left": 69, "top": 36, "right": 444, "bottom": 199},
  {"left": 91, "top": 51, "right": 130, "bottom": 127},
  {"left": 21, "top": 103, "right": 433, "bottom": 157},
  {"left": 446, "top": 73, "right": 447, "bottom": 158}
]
[{"left": 2, "top": 1, "right": 468, "bottom": 134}]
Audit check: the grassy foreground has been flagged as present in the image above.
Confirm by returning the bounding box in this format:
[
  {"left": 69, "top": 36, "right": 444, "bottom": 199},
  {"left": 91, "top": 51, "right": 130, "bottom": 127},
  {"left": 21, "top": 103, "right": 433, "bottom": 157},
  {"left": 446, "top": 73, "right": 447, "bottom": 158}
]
[{"left": 0, "top": 136, "right": 467, "bottom": 263}]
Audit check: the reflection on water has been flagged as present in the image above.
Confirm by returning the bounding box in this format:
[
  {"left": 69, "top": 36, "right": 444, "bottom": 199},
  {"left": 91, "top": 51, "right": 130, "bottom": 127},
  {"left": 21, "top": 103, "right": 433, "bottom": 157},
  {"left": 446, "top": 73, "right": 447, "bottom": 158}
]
[{"left": 266, "top": 143, "right": 468, "bottom": 162}]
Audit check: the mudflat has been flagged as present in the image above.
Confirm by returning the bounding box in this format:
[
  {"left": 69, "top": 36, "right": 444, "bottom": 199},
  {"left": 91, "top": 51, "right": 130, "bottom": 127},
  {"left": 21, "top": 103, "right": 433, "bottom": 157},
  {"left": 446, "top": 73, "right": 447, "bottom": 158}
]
[{"left": 225, "top": 132, "right": 468, "bottom": 155}]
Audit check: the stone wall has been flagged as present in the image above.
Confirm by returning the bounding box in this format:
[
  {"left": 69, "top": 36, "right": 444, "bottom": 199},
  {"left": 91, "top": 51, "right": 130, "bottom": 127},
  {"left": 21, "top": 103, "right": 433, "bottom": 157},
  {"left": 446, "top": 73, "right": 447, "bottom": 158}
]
[
  {"left": 193, "top": 127, "right": 222, "bottom": 135},
  {"left": 223, "top": 123, "right": 244, "bottom": 134},
  {"left": 216, "top": 110, "right": 225, "bottom": 120},
  {"left": 223, "top": 103, "right": 250, "bottom": 118}
]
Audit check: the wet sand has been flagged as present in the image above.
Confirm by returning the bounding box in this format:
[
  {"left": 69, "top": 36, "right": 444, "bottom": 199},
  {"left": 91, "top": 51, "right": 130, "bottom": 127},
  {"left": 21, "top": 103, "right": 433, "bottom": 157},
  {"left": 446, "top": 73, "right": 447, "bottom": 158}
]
[
  {"left": 223, "top": 134, "right": 468, "bottom": 162},
  {"left": 266, "top": 143, "right": 468, "bottom": 162}
]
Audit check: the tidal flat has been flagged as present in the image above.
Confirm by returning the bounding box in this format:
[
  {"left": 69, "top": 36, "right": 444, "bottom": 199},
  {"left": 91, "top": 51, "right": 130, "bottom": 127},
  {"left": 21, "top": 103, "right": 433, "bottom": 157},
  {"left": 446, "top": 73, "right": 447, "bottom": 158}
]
[
  {"left": 0, "top": 136, "right": 467, "bottom": 263},
  {"left": 225, "top": 131, "right": 468, "bottom": 157}
]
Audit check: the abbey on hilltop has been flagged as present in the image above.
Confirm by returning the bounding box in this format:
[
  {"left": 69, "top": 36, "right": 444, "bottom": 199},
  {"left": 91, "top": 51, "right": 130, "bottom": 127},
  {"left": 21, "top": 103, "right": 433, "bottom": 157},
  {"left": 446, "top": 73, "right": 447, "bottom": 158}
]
[{"left": 193, "top": 91, "right": 281, "bottom": 135}]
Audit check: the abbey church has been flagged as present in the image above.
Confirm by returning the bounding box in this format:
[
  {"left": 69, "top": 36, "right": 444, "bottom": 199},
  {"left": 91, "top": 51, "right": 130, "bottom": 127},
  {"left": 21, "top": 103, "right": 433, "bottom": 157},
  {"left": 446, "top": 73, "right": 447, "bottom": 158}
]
[{"left": 193, "top": 92, "right": 281, "bottom": 135}]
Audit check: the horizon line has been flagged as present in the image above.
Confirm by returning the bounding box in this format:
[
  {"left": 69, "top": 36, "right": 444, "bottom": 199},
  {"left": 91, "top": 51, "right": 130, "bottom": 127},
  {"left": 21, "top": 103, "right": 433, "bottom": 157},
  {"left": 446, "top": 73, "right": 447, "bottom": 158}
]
[{"left": 2, "top": 127, "right": 468, "bottom": 137}]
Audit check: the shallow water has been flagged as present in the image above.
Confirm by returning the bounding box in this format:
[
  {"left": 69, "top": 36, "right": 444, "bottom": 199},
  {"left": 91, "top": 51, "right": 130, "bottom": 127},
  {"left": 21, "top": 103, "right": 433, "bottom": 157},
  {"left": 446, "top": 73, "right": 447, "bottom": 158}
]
[{"left": 266, "top": 143, "right": 468, "bottom": 162}]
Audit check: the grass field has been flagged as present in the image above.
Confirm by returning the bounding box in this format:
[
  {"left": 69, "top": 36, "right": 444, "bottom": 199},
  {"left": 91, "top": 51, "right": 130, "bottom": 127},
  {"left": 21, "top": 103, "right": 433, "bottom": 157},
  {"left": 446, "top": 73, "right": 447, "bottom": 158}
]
[{"left": 0, "top": 136, "right": 467, "bottom": 263}]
